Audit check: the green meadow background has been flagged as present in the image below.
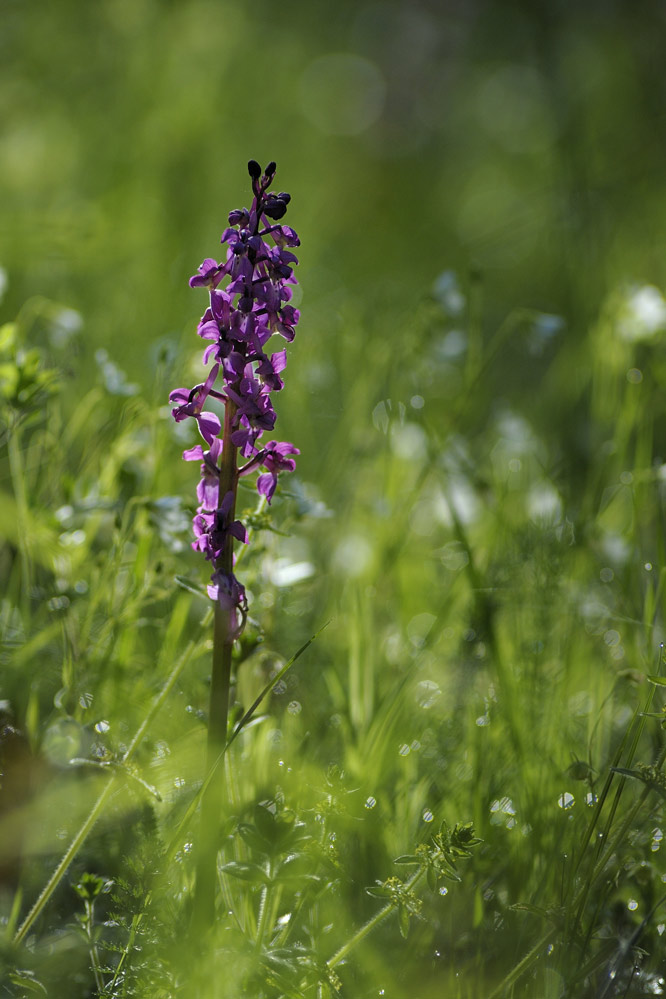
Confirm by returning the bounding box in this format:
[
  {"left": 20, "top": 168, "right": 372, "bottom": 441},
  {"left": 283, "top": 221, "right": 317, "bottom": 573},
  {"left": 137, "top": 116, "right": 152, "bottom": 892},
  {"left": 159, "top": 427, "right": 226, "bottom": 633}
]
[{"left": 2, "top": 1, "right": 666, "bottom": 996}]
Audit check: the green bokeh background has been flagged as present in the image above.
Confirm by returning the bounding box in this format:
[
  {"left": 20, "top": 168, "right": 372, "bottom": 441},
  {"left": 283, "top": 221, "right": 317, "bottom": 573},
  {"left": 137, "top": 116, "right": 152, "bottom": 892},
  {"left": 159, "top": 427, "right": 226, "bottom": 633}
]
[{"left": 3, "top": 0, "right": 666, "bottom": 468}]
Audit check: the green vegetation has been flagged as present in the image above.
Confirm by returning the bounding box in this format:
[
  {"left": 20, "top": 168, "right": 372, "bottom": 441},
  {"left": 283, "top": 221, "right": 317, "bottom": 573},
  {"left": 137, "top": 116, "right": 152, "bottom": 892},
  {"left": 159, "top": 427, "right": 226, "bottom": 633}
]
[{"left": 2, "top": 2, "right": 666, "bottom": 996}]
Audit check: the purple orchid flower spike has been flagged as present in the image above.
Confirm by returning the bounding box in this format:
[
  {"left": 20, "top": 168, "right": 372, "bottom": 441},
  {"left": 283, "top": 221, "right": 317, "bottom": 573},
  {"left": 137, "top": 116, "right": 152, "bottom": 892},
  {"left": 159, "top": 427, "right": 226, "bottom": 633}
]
[
  {"left": 169, "top": 159, "right": 300, "bottom": 624},
  {"left": 177, "top": 159, "right": 302, "bottom": 928}
]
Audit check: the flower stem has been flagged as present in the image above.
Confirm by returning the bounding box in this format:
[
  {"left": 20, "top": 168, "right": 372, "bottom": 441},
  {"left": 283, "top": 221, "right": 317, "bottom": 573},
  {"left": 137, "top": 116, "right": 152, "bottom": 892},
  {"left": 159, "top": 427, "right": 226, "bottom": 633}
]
[
  {"left": 193, "top": 399, "right": 238, "bottom": 930},
  {"left": 326, "top": 869, "right": 424, "bottom": 970},
  {"left": 84, "top": 898, "right": 105, "bottom": 993}
]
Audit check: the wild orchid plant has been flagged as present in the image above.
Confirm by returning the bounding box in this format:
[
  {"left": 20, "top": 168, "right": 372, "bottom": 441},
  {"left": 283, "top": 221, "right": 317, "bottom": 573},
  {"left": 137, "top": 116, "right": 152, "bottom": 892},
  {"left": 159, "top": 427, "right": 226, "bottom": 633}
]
[
  {"left": 169, "top": 159, "right": 300, "bottom": 921},
  {"left": 4, "top": 167, "right": 483, "bottom": 994}
]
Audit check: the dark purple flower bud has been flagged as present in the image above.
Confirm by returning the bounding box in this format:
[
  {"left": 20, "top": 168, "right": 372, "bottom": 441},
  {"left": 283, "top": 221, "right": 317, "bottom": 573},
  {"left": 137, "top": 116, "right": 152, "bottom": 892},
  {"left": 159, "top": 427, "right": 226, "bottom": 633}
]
[
  {"left": 232, "top": 232, "right": 248, "bottom": 255},
  {"left": 263, "top": 196, "right": 288, "bottom": 221},
  {"left": 248, "top": 160, "right": 262, "bottom": 180},
  {"left": 264, "top": 161, "right": 277, "bottom": 178}
]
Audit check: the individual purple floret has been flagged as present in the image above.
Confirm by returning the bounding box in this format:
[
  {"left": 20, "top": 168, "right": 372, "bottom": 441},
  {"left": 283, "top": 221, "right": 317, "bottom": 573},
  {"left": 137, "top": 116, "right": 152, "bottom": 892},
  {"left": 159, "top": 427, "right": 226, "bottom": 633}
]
[{"left": 170, "top": 160, "right": 300, "bottom": 632}]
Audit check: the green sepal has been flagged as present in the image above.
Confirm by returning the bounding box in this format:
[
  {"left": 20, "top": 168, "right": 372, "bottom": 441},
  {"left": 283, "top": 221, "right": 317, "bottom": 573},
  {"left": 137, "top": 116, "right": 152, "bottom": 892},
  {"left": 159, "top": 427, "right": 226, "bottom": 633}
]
[
  {"left": 366, "top": 884, "right": 393, "bottom": 899},
  {"left": 73, "top": 872, "right": 106, "bottom": 901},
  {"left": 647, "top": 674, "right": 666, "bottom": 686}
]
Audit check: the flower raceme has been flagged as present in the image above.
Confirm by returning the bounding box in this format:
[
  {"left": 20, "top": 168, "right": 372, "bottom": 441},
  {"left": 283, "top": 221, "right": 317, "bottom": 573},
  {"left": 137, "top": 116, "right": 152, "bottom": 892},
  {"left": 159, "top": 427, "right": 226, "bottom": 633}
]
[{"left": 170, "top": 160, "right": 300, "bottom": 631}]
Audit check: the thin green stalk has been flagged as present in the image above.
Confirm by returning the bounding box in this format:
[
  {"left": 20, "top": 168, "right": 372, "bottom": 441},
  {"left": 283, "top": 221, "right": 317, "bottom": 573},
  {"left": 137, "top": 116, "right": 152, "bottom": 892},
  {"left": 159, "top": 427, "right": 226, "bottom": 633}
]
[
  {"left": 83, "top": 897, "right": 105, "bottom": 993},
  {"left": 486, "top": 927, "right": 558, "bottom": 999},
  {"left": 108, "top": 908, "right": 144, "bottom": 994},
  {"left": 326, "top": 869, "right": 423, "bottom": 971},
  {"left": 13, "top": 779, "right": 116, "bottom": 947}
]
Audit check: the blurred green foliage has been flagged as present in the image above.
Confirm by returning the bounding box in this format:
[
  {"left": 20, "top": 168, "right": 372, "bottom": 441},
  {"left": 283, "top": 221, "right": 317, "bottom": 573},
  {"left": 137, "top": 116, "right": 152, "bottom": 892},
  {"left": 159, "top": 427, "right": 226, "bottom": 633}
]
[{"left": 3, "top": 1, "right": 666, "bottom": 996}]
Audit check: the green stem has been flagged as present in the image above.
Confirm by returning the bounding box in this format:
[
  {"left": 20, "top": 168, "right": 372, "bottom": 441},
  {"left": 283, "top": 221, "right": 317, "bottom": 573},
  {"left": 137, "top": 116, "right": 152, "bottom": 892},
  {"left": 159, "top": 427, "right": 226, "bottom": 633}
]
[
  {"left": 108, "top": 907, "right": 144, "bottom": 993},
  {"left": 326, "top": 869, "right": 423, "bottom": 970},
  {"left": 85, "top": 898, "right": 105, "bottom": 993},
  {"left": 14, "top": 778, "right": 117, "bottom": 947},
  {"left": 193, "top": 399, "right": 238, "bottom": 930},
  {"left": 486, "top": 927, "right": 558, "bottom": 999}
]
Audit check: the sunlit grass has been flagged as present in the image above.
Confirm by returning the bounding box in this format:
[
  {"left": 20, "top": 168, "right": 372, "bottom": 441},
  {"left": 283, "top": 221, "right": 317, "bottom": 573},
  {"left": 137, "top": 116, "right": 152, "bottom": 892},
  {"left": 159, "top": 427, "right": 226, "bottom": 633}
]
[
  {"left": 3, "top": 4, "right": 666, "bottom": 989},
  {"left": 2, "top": 261, "right": 666, "bottom": 997}
]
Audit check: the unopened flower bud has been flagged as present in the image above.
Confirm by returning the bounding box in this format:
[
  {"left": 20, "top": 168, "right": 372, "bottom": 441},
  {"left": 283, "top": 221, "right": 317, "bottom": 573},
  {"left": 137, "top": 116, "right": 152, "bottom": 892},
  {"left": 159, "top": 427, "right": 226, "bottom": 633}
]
[{"left": 264, "top": 197, "right": 287, "bottom": 220}]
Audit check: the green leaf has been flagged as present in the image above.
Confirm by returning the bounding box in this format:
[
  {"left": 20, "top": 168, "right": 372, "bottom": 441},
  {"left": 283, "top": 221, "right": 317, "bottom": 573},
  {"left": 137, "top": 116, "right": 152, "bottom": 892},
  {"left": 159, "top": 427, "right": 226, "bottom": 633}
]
[
  {"left": 394, "top": 854, "right": 420, "bottom": 865},
  {"left": 439, "top": 868, "right": 462, "bottom": 883},
  {"left": 238, "top": 822, "right": 270, "bottom": 854},
  {"left": 228, "top": 622, "right": 330, "bottom": 748},
  {"left": 274, "top": 853, "right": 319, "bottom": 884},
  {"left": 219, "top": 861, "right": 267, "bottom": 883},
  {"left": 253, "top": 801, "right": 279, "bottom": 841},
  {"left": 9, "top": 972, "right": 48, "bottom": 995},
  {"left": 509, "top": 903, "right": 565, "bottom": 927},
  {"left": 647, "top": 674, "right": 666, "bottom": 686}
]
